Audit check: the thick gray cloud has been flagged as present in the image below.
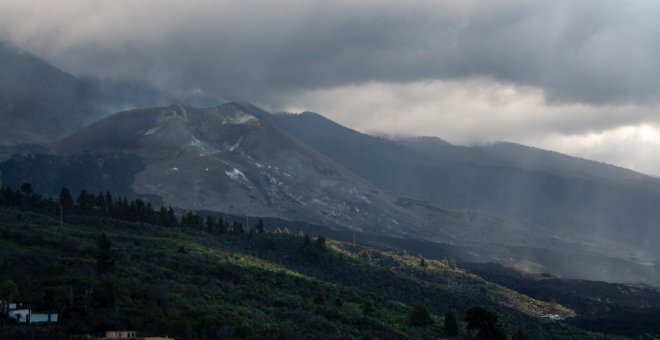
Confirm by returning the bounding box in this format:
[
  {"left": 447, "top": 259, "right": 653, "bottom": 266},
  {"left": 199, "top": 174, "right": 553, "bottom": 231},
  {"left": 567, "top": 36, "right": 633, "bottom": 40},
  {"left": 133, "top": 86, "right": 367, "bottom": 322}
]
[
  {"left": 1, "top": 0, "right": 660, "bottom": 174},
  {"left": 1, "top": 0, "right": 659, "bottom": 105}
]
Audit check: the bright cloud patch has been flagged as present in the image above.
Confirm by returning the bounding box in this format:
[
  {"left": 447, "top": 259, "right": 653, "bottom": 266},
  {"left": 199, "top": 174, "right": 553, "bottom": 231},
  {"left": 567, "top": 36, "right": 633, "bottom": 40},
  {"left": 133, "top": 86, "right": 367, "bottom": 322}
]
[{"left": 279, "top": 79, "right": 660, "bottom": 176}]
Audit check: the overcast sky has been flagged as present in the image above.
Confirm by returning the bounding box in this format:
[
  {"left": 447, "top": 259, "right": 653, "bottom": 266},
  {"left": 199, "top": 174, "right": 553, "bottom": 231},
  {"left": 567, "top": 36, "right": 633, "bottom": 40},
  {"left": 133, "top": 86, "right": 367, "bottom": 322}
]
[{"left": 2, "top": 0, "right": 660, "bottom": 175}]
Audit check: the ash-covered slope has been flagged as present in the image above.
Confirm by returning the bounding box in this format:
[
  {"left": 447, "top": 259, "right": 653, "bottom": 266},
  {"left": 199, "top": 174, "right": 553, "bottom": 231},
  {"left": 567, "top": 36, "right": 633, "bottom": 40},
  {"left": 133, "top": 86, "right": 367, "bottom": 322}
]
[
  {"left": 0, "top": 102, "right": 548, "bottom": 245},
  {"left": 41, "top": 103, "right": 460, "bottom": 236},
  {"left": 1, "top": 103, "right": 555, "bottom": 246}
]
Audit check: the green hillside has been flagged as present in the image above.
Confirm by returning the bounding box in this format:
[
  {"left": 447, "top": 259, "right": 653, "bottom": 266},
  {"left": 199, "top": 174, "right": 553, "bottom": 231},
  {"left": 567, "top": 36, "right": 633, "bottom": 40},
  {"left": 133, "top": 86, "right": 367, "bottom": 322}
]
[{"left": 0, "top": 203, "right": 613, "bottom": 339}]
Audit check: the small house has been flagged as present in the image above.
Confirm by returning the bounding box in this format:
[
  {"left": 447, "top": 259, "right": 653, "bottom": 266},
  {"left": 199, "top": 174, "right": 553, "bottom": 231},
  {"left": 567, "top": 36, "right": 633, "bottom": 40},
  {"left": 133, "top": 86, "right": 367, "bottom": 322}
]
[
  {"left": 101, "top": 331, "right": 137, "bottom": 339},
  {"left": 98, "top": 330, "right": 174, "bottom": 340}
]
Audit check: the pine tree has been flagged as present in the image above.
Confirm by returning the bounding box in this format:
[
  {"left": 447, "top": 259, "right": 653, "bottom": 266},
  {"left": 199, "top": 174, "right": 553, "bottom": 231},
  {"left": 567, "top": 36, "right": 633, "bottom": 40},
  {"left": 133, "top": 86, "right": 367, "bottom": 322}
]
[
  {"left": 0, "top": 187, "right": 12, "bottom": 205},
  {"left": 513, "top": 329, "right": 528, "bottom": 340},
  {"left": 217, "top": 218, "right": 228, "bottom": 234},
  {"left": 255, "top": 219, "right": 265, "bottom": 233},
  {"left": 0, "top": 280, "right": 18, "bottom": 304},
  {"left": 59, "top": 187, "right": 74, "bottom": 209},
  {"left": 315, "top": 235, "right": 327, "bottom": 249},
  {"left": 167, "top": 207, "right": 178, "bottom": 227},
  {"left": 409, "top": 304, "right": 433, "bottom": 326},
  {"left": 206, "top": 216, "right": 217, "bottom": 232},
  {"left": 104, "top": 192, "right": 114, "bottom": 211},
  {"left": 361, "top": 301, "right": 375, "bottom": 316},
  {"left": 96, "top": 192, "right": 107, "bottom": 215},
  {"left": 20, "top": 183, "right": 35, "bottom": 208},
  {"left": 464, "top": 306, "right": 506, "bottom": 340},
  {"left": 95, "top": 232, "right": 115, "bottom": 274},
  {"left": 20, "top": 182, "right": 33, "bottom": 196},
  {"left": 145, "top": 202, "right": 155, "bottom": 223},
  {"left": 444, "top": 310, "right": 460, "bottom": 337},
  {"left": 135, "top": 199, "right": 146, "bottom": 221},
  {"left": 77, "top": 190, "right": 92, "bottom": 214},
  {"left": 233, "top": 222, "right": 245, "bottom": 234},
  {"left": 158, "top": 206, "right": 167, "bottom": 225},
  {"left": 182, "top": 211, "right": 197, "bottom": 228},
  {"left": 313, "top": 292, "right": 325, "bottom": 305}
]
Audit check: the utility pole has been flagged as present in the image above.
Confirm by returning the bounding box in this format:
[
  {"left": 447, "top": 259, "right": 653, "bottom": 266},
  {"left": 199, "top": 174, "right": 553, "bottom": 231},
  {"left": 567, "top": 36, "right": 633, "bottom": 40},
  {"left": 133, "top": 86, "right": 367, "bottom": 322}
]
[{"left": 59, "top": 203, "right": 63, "bottom": 228}]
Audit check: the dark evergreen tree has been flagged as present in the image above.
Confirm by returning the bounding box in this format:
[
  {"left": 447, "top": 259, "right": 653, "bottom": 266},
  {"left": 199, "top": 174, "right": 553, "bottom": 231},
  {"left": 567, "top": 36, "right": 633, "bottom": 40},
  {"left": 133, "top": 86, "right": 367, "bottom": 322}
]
[
  {"left": 0, "top": 280, "right": 18, "bottom": 304},
  {"left": 464, "top": 306, "right": 506, "bottom": 340},
  {"left": 77, "top": 190, "right": 93, "bottom": 214},
  {"left": 121, "top": 197, "right": 129, "bottom": 218},
  {"left": 361, "top": 301, "right": 375, "bottom": 316},
  {"left": 217, "top": 218, "right": 228, "bottom": 234},
  {"left": 233, "top": 222, "right": 245, "bottom": 234},
  {"left": 167, "top": 207, "right": 178, "bottom": 227},
  {"left": 128, "top": 200, "right": 138, "bottom": 220},
  {"left": 255, "top": 219, "right": 265, "bottom": 233},
  {"left": 158, "top": 206, "right": 167, "bottom": 225},
  {"left": 0, "top": 187, "right": 13, "bottom": 205},
  {"left": 95, "top": 232, "right": 115, "bottom": 274},
  {"left": 135, "top": 199, "right": 146, "bottom": 221},
  {"left": 193, "top": 213, "right": 203, "bottom": 228},
  {"left": 181, "top": 211, "right": 195, "bottom": 228},
  {"left": 8, "top": 187, "right": 22, "bottom": 206},
  {"left": 20, "top": 182, "right": 33, "bottom": 196},
  {"left": 95, "top": 192, "right": 107, "bottom": 215},
  {"left": 148, "top": 203, "right": 157, "bottom": 223},
  {"left": 206, "top": 216, "right": 217, "bottom": 232},
  {"left": 313, "top": 292, "right": 325, "bottom": 305},
  {"left": 409, "top": 304, "right": 433, "bottom": 326},
  {"left": 42, "top": 286, "right": 68, "bottom": 323},
  {"left": 315, "top": 235, "right": 326, "bottom": 249},
  {"left": 444, "top": 310, "right": 460, "bottom": 337},
  {"left": 20, "top": 183, "right": 36, "bottom": 207},
  {"left": 58, "top": 187, "right": 74, "bottom": 209},
  {"left": 513, "top": 329, "right": 528, "bottom": 340},
  {"left": 104, "top": 191, "right": 114, "bottom": 211}
]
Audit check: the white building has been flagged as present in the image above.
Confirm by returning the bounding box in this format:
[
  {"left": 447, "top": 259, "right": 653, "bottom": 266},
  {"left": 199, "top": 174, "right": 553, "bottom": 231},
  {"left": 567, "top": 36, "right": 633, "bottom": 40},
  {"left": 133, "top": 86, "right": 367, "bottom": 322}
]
[{"left": 4, "top": 302, "right": 58, "bottom": 324}]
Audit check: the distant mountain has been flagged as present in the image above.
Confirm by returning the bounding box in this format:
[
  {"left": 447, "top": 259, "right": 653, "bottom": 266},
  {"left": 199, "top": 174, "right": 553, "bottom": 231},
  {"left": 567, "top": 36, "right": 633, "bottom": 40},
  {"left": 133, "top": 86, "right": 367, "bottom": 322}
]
[
  {"left": 475, "top": 141, "right": 652, "bottom": 182},
  {"left": 260, "top": 110, "right": 660, "bottom": 274},
  {"left": 0, "top": 42, "right": 220, "bottom": 145}
]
